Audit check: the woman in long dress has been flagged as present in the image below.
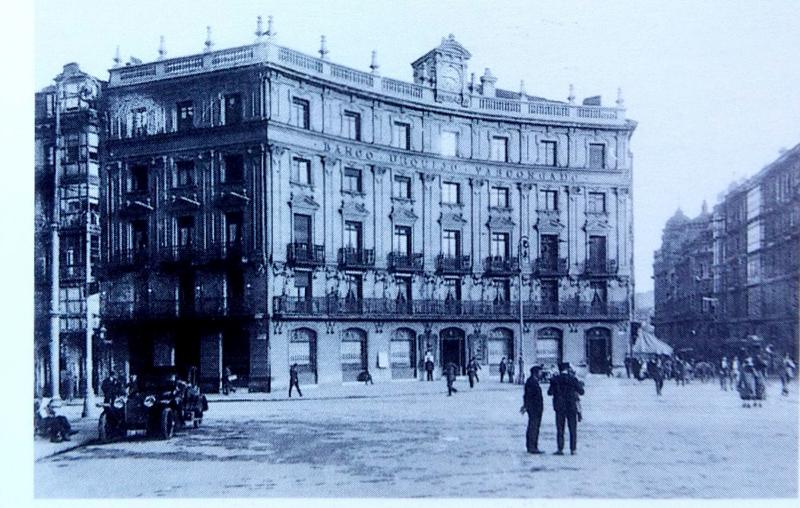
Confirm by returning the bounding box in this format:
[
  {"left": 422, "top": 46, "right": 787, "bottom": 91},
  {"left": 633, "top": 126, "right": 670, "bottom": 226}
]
[{"left": 737, "top": 358, "right": 757, "bottom": 408}]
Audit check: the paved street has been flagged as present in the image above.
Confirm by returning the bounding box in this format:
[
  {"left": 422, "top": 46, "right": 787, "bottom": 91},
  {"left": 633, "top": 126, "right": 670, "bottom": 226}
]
[{"left": 35, "top": 376, "right": 798, "bottom": 498}]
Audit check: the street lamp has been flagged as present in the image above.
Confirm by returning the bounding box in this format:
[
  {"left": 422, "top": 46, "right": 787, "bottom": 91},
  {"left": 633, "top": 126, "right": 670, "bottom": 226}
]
[
  {"left": 82, "top": 324, "right": 105, "bottom": 418},
  {"left": 518, "top": 235, "right": 529, "bottom": 384}
]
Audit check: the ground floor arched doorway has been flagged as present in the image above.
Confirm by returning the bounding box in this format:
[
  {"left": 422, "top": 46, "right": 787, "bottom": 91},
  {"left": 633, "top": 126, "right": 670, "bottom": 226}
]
[
  {"left": 586, "top": 327, "right": 611, "bottom": 374},
  {"left": 440, "top": 327, "right": 466, "bottom": 375},
  {"left": 341, "top": 327, "right": 367, "bottom": 382}
]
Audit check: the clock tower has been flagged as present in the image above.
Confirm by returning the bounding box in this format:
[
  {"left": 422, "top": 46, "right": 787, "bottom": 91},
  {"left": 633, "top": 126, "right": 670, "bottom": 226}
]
[{"left": 411, "top": 34, "right": 472, "bottom": 105}]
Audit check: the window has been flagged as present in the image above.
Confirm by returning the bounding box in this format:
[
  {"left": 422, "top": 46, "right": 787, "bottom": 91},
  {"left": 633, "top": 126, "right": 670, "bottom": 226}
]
[
  {"left": 393, "top": 175, "right": 411, "bottom": 199},
  {"left": 177, "top": 216, "right": 195, "bottom": 246},
  {"left": 344, "top": 221, "right": 362, "bottom": 250},
  {"left": 590, "top": 281, "right": 608, "bottom": 310},
  {"left": 443, "top": 277, "right": 461, "bottom": 301},
  {"left": 490, "top": 136, "right": 508, "bottom": 162},
  {"left": 490, "top": 186, "right": 510, "bottom": 208},
  {"left": 343, "top": 167, "right": 362, "bottom": 193},
  {"left": 493, "top": 279, "right": 510, "bottom": 303},
  {"left": 541, "top": 280, "right": 559, "bottom": 304},
  {"left": 396, "top": 276, "right": 412, "bottom": 302},
  {"left": 491, "top": 232, "right": 509, "bottom": 258},
  {"left": 292, "top": 158, "right": 311, "bottom": 185},
  {"left": 223, "top": 154, "right": 244, "bottom": 183},
  {"left": 132, "top": 107, "right": 148, "bottom": 136},
  {"left": 131, "top": 220, "right": 148, "bottom": 251},
  {"left": 64, "top": 134, "right": 80, "bottom": 163},
  {"left": 587, "top": 192, "right": 606, "bottom": 213},
  {"left": 442, "top": 230, "right": 461, "bottom": 257},
  {"left": 293, "top": 214, "right": 312, "bottom": 245},
  {"left": 394, "top": 226, "right": 412, "bottom": 255},
  {"left": 540, "top": 234, "right": 559, "bottom": 262},
  {"left": 588, "top": 143, "right": 605, "bottom": 169},
  {"left": 177, "top": 101, "right": 194, "bottom": 131},
  {"left": 541, "top": 140, "right": 557, "bottom": 166},
  {"left": 225, "top": 211, "right": 242, "bottom": 245},
  {"left": 442, "top": 181, "right": 460, "bottom": 205},
  {"left": 294, "top": 271, "right": 312, "bottom": 300},
  {"left": 539, "top": 190, "right": 558, "bottom": 211},
  {"left": 130, "top": 164, "right": 148, "bottom": 192},
  {"left": 175, "top": 160, "right": 195, "bottom": 187},
  {"left": 588, "top": 235, "right": 607, "bottom": 264},
  {"left": 292, "top": 97, "right": 310, "bottom": 129},
  {"left": 747, "top": 222, "right": 762, "bottom": 253},
  {"left": 343, "top": 111, "right": 361, "bottom": 141},
  {"left": 224, "top": 93, "right": 242, "bottom": 125},
  {"left": 392, "top": 122, "right": 411, "bottom": 150},
  {"left": 344, "top": 273, "right": 363, "bottom": 300},
  {"left": 441, "top": 131, "right": 458, "bottom": 157}
]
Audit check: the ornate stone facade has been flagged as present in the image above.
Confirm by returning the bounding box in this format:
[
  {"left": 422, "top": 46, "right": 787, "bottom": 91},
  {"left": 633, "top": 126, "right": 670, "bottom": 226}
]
[{"left": 98, "top": 28, "right": 636, "bottom": 391}]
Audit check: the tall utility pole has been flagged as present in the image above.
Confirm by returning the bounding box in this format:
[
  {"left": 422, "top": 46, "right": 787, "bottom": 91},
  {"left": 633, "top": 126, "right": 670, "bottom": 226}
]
[
  {"left": 518, "top": 235, "right": 529, "bottom": 384},
  {"left": 49, "top": 79, "right": 62, "bottom": 400},
  {"left": 82, "top": 202, "right": 95, "bottom": 417}
]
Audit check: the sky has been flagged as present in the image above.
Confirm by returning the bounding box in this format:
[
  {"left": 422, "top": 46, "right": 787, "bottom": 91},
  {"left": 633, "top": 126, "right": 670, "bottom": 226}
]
[{"left": 32, "top": 0, "right": 800, "bottom": 292}]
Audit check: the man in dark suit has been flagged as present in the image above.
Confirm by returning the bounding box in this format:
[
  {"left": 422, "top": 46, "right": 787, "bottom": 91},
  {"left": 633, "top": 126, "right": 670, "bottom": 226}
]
[
  {"left": 289, "top": 363, "right": 303, "bottom": 398},
  {"left": 547, "top": 362, "right": 585, "bottom": 455},
  {"left": 445, "top": 362, "right": 458, "bottom": 396},
  {"left": 520, "top": 366, "right": 544, "bottom": 454}
]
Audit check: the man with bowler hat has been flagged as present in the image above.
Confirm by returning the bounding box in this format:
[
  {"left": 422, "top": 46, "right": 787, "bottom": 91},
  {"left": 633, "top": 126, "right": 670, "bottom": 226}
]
[
  {"left": 547, "top": 362, "right": 585, "bottom": 455},
  {"left": 520, "top": 365, "right": 544, "bottom": 454}
]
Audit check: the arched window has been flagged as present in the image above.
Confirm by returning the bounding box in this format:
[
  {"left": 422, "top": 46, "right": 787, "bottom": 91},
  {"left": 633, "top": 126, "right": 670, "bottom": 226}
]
[
  {"left": 586, "top": 327, "right": 611, "bottom": 374},
  {"left": 537, "top": 327, "right": 563, "bottom": 370},
  {"left": 290, "top": 328, "right": 317, "bottom": 384},
  {"left": 391, "top": 328, "right": 416, "bottom": 379},
  {"left": 488, "top": 327, "right": 514, "bottom": 375},
  {"left": 341, "top": 328, "right": 367, "bottom": 382}
]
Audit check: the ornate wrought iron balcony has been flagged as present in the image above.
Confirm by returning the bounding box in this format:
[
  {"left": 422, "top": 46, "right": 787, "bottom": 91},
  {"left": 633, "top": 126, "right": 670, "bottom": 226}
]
[
  {"left": 101, "top": 294, "right": 265, "bottom": 320},
  {"left": 582, "top": 259, "right": 619, "bottom": 276},
  {"left": 338, "top": 248, "right": 375, "bottom": 269},
  {"left": 105, "top": 248, "right": 149, "bottom": 272},
  {"left": 533, "top": 257, "right": 569, "bottom": 276},
  {"left": 436, "top": 254, "right": 472, "bottom": 274},
  {"left": 483, "top": 256, "right": 520, "bottom": 275},
  {"left": 387, "top": 252, "right": 424, "bottom": 272},
  {"left": 287, "top": 243, "right": 325, "bottom": 266}
]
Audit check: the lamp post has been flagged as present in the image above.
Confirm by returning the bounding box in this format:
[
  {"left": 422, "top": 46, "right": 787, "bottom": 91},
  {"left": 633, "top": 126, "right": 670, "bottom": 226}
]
[{"left": 518, "top": 235, "right": 529, "bottom": 384}]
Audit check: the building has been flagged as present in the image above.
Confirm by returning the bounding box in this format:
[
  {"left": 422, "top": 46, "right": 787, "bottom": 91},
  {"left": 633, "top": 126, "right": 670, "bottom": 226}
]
[
  {"left": 714, "top": 145, "right": 800, "bottom": 358},
  {"left": 652, "top": 204, "right": 718, "bottom": 357},
  {"left": 654, "top": 145, "right": 800, "bottom": 360},
  {"left": 97, "top": 21, "right": 636, "bottom": 392},
  {"left": 34, "top": 63, "right": 103, "bottom": 398}
]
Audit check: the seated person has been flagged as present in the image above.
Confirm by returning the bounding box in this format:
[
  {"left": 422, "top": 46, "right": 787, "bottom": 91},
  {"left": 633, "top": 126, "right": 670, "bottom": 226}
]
[{"left": 36, "top": 398, "right": 75, "bottom": 442}]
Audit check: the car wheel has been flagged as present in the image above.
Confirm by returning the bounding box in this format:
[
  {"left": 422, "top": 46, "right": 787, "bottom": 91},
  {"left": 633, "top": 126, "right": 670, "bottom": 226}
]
[{"left": 160, "top": 408, "right": 175, "bottom": 440}]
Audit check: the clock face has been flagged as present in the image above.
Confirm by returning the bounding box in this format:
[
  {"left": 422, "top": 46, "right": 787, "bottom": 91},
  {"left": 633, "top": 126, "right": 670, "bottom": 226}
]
[{"left": 439, "top": 65, "right": 461, "bottom": 92}]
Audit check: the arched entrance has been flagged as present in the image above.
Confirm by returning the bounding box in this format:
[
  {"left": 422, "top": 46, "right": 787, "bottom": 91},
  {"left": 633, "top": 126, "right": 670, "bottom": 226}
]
[
  {"left": 289, "top": 328, "right": 317, "bottom": 384},
  {"left": 586, "top": 327, "right": 611, "bottom": 374},
  {"left": 537, "top": 327, "right": 563, "bottom": 372},
  {"left": 390, "top": 328, "right": 417, "bottom": 379},
  {"left": 440, "top": 327, "right": 466, "bottom": 375},
  {"left": 488, "top": 327, "right": 513, "bottom": 375},
  {"left": 341, "top": 327, "right": 367, "bottom": 382}
]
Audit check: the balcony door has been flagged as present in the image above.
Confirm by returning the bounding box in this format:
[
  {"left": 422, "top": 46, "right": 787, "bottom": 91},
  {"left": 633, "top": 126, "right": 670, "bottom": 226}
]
[
  {"left": 344, "top": 221, "right": 362, "bottom": 251},
  {"left": 491, "top": 232, "right": 509, "bottom": 259},
  {"left": 131, "top": 219, "right": 148, "bottom": 253},
  {"left": 294, "top": 214, "right": 312, "bottom": 246},
  {"left": 541, "top": 234, "right": 559, "bottom": 265},
  {"left": 442, "top": 229, "right": 461, "bottom": 257},
  {"left": 540, "top": 279, "right": 559, "bottom": 314},
  {"left": 588, "top": 235, "right": 607, "bottom": 267},
  {"left": 226, "top": 212, "right": 243, "bottom": 248},
  {"left": 590, "top": 281, "right": 607, "bottom": 313},
  {"left": 394, "top": 225, "right": 411, "bottom": 256}
]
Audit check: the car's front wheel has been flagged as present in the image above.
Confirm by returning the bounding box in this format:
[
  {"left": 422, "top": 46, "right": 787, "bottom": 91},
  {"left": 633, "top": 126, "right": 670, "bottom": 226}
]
[{"left": 160, "top": 408, "right": 175, "bottom": 440}]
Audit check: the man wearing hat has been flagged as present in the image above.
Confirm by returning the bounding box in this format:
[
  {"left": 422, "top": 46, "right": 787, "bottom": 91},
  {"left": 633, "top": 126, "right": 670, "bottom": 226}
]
[
  {"left": 547, "top": 362, "right": 585, "bottom": 455},
  {"left": 520, "top": 365, "right": 544, "bottom": 454}
]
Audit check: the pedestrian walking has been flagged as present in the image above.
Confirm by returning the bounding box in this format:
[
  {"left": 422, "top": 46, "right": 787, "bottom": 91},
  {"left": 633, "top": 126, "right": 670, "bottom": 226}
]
[
  {"left": 624, "top": 356, "right": 631, "bottom": 379},
  {"left": 737, "top": 359, "right": 758, "bottom": 407},
  {"left": 507, "top": 357, "right": 515, "bottom": 384},
  {"left": 222, "top": 366, "right": 237, "bottom": 395},
  {"left": 719, "top": 356, "right": 730, "bottom": 391},
  {"left": 780, "top": 353, "right": 796, "bottom": 396},
  {"left": 647, "top": 358, "right": 664, "bottom": 396},
  {"left": 606, "top": 355, "right": 613, "bottom": 377},
  {"left": 100, "top": 372, "right": 122, "bottom": 404},
  {"left": 424, "top": 350, "right": 435, "bottom": 381},
  {"left": 547, "top": 362, "right": 585, "bottom": 455},
  {"left": 520, "top": 366, "right": 544, "bottom": 454},
  {"left": 467, "top": 356, "right": 481, "bottom": 388},
  {"left": 499, "top": 357, "right": 507, "bottom": 383},
  {"left": 289, "top": 363, "right": 303, "bottom": 398},
  {"left": 517, "top": 356, "right": 525, "bottom": 384},
  {"left": 445, "top": 362, "right": 458, "bottom": 396}
]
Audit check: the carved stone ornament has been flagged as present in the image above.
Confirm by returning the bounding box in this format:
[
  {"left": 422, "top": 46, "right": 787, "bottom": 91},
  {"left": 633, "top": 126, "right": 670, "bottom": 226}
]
[
  {"left": 390, "top": 206, "right": 419, "bottom": 225},
  {"left": 341, "top": 200, "right": 370, "bottom": 219},
  {"left": 289, "top": 192, "right": 321, "bottom": 211},
  {"left": 268, "top": 144, "right": 288, "bottom": 158},
  {"left": 535, "top": 210, "right": 564, "bottom": 232},
  {"left": 321, "top": 155, "right": 340, "bottom": 170},
  {"left": 422, "top": 173, "right": 437, "bottom": 184},
  {"left": 439, "top": 212, "right": 468, "bottom": 228},
  {"left": 326, "top": 321, "right": 336, "bottom": 334},
  {"left": 273, "top": 321, "right": 284, "bottom": 335},
  {"left": 375, "top": 321, "right": 384, "bottom": 333},
  {"left": 583, "top": 214, "right": 612, "bottom": 232},
  {"left": 487, "top": 214, "right": 516, "bottom": 231}
]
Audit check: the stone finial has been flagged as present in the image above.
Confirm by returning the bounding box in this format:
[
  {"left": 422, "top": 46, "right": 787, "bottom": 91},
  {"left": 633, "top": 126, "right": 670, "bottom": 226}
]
[
  {"left": 616, "top": 87, "right": 624, "bottom": 107},
  {"left": 369, "top": 50, "right": 380, "bottom": 75},
  {"left": 256, "top": 15, "right": 264, "bottom": 40},
  {"left": 568, "top": 83, "right": 575, "bottom": 104},
  {"left": 519, "top": 79, "right": 527, "bottom": 96},
  {"left": 266, "top": 15, "right": 276, "bottom": 39},
  {"left": 204, "top": 26, "right": 213, "bottom": 53},
  {"left": 480, "top": 68, "right": 497, "bottom": 97},
  {"left": 113, "top": 46, "right": 121, "bottom": 68},
  {"left": 319, "top": 35, "right": 329, "bottom": 60},
  {"left": 158, "top": 36, "right": 166, "bottom": 60}
]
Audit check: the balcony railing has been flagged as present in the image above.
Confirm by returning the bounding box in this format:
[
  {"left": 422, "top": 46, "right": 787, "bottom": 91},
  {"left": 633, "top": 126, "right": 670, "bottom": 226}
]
[
  {"left": 287, "top": 243, "right": 325, "bottom": 266},
  {"left": 101, "top": 295, "right": 265, "bottom": 320},
  {"left": 273, "top": 296, "right": 629, "bottom": 319},
  {"left": 436, "top": 254, "right": 472, "bottom": 274},
  {"left": 582, "top": 259, "right": 619, "bottom": 276},
  {"left": 159, "top": 244, "right": 202, "bottom": 266},
  {"left": 483, "top": 256, "right": 520, "bottom": 275},
  {"left": 206, "top": 241, "right": 246, "bottom": 264},
  {"left": 106, "top": 248, "right": 149, "bottom": 272},
  {"left": 387, "top": 252, "right": 424, "bottom": 272},
  {"left": 338, "top": 248, "right": 375, "bottom": 269},
  {"left": 533, "top": 257, "right": 569, "bottom": 276},
  {"left": 59, "top": 265, "right": 86, "bottom": 281}
]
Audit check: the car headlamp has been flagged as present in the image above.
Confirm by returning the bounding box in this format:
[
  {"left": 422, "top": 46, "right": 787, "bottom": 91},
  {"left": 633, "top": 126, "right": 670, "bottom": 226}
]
[
  {"left": 143, "top": 395, "right": 156, "bottom": 408},
  {"left": 113, "top": 396, "right": 126, "bottom": 409}
]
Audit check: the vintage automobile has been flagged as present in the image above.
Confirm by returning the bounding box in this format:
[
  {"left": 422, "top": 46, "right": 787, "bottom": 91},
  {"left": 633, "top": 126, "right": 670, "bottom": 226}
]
[{"left": 98, "top": 366, "right": 209, "bottom": 442}]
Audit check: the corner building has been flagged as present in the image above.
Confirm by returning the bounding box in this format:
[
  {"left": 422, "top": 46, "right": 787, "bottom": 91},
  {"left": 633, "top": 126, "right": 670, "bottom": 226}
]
[{"left": 100, "top": 31, "right": 636, "bottom": 392}]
